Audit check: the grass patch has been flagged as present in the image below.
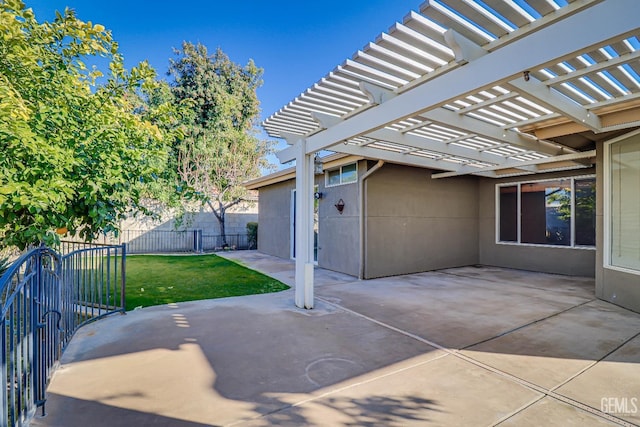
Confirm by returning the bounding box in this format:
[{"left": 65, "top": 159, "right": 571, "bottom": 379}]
[{"left": 125, "top": 254, "right": 288, "bottom": 311}]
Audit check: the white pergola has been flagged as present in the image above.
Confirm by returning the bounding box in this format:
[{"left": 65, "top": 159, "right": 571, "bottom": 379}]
[{"left": 262, "top": 0, "right": 640, "bottom": 309}]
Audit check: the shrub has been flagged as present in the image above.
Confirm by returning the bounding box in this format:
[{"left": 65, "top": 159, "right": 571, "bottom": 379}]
[{"left": 246, "top": 222, "right": 258, "bottom": 250}]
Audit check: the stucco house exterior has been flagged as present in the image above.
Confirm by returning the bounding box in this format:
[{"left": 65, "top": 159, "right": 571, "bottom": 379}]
[
  {"left": 249, "top": 0, "right": 640, "bottom": 313},
  {"left": 247, "top": 152, "right": 597, "bottom": 279}
]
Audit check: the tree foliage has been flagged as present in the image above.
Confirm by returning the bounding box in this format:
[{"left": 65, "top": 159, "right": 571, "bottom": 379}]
[
  {"left": 168, "top": 42, "right": 272, "bottom": 244},
  {"left": 0, "top": 0, "right": 172, "bottom": 249}
]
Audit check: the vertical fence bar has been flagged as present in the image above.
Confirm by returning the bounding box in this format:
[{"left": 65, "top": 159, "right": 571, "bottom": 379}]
[
  {"left": 33, "top": 249, "right": 45, "bottom": 412},
  {"left": 1, "top": 243, "right": 127, "bottom": 426},
  {"left": 120, "top": 244, "right": 126, "bottom": 312},
  {"left": 1, "top": 317, "right": 6, "bottom": 425}
]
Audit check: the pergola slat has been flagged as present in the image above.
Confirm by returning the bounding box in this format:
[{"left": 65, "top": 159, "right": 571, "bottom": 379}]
[{"left": 264, "top": 0, "right": 640, "bottom": 178}]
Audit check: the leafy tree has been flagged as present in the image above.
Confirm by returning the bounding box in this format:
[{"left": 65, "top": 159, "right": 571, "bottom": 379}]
[
  {"left": 168, "top": 42, "right": 272, "bottom": 246},
  {"left": 130, "top": 79, "right": 188, "bottom": 209},
  {"left": 0, "top": 0, "right": 172, "bottom": 250}
]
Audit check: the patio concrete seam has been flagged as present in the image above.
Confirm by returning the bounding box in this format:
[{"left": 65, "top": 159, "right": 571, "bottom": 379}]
[
  {"left": 317, "top": 296, "right": 548, "bottom": 392},
  {"left": 450, "top": 351, "right": 633, "bottom": 426},
  {"left": 316, "top": 296, "right": 447, "bottom": 351},
  {"left": 545, "top": 393, "right": 635, "bottom": 426},
  {"left": 225, "top": 353, "right": 456, "bottom": 426},
  {"left": 461, "top": 298, "right": 597, "bottom": 350},
  {"left": 489, "top": 395, "right": 546, "bottom": 426},
  {"left": 296, "top": 353, "right": 452, "bottom": 405},
  {"left": 450, "top": 349, "right": 548, "bottom": 394},
  {"left": 539, "top": 330, "right": 640, "bottom": 426},
  {"left": 551, "top": 329, "right": 640, "bottom": 393},
  {"left": 317, "top": 295, "right": 635, "bottom": 426},
  {"left": 436, "top": 269, "right": 594, "bottom": 295}
]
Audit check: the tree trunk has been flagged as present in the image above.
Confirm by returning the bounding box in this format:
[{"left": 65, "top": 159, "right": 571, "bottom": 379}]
[
  {"left": 209, "top": 197, "right": 243, "bottom": 249},
  {"left": 208, "top": 201, "right": 227, "bottom": 248},
  {"left": 218, "top": 208, "right": 227, "bottom": 247}
]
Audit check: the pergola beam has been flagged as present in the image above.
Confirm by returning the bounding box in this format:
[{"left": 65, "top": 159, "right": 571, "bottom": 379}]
[
  {"left": 331, "top": 143, "right": 464, "bottom": 172},
  {"left": 508, "top": 76, "right": 603, "bottom": 133},
  {"left": 276, "top": 0, "right": 637, "bottom": 163},
  {"left": 432, "top": 150, "right": 596, "bottom": 179},
  {"left": 420, "top": 108, "right": 573, "bottom": 156},
  {"left": 367, "top": 128, "right": 506, "bottom": 165}
]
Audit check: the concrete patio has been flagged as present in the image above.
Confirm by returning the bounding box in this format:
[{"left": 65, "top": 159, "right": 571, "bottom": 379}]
[{"left": 31, "top": 251, "right": 640, "bottom": 426}]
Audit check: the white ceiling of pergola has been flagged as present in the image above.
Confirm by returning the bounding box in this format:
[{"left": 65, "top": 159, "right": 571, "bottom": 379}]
[{"left": 263, "top": 0, "right": 640, "bottom": 178}]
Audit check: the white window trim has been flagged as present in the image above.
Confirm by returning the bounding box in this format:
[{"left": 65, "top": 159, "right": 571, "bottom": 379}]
[
  {"left": 325, "top": 162, "right": 358, "bottom": 187},
  {"left": 495, "top": 175, "right": 596, "bottom": 250},
  {"left": 604, "top": 129, "right": 640, "bottom": 275}
]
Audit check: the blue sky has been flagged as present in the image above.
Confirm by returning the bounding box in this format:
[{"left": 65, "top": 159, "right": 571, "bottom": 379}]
[{"left": 27, "top": 0, "right": 419, "bottom": 164}]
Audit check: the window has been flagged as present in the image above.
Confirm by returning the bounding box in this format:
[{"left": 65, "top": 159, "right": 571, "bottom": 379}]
[
  {"left": 521, "top": 179, "right": 571, "bottom": 246},
  {"left": 499, "top": 186, "right": 517, "bottom": 242},
  {"left": 575, "top": 178, "right": 596, "bottom": 246},
  {"left": 607, "top": 133, "right": 640, "bottom": 272},
  {"left": 497, "top": 176, "right": 595, "bottom": 248},
  {"left": 326, "top": 162, "right": 357, "bottom": 187}
]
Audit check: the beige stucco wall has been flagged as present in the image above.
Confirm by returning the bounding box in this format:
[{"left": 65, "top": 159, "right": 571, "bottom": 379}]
[
  {"left": 256, "top": 180, "right": 294, "bottom": 259},
  {"left": 256, "top": 159, "right": 614, "bottom": 287},
  {"left": 478, "top": 169, "right": 596, "bottom": 277},
  {"left": 315, "top": 160, "right": 363, "bottom": 277},
  {"left": 364, "top": 164, "right": 479, "bottom": 279},
  {"left": 255, "top": 160, "right": 363, "bottom": 277},
  {"left": 594, "top": 137, "right": 640, "bottom": 313}
]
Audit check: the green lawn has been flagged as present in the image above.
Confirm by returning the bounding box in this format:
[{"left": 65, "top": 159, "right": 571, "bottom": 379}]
[{"left": 124, "top": 254, "right": 288, "bottom": 311}]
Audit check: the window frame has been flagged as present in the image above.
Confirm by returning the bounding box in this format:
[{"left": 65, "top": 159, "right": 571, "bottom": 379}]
[
  {"left": 604, "top": 129, "right": 640, "bottom": 275},
  {"left": 325, "top": 162, "right": 358, "bottom": 187},
  {"left": 495, "top": 175, "right": 596, "bottom": 250}
]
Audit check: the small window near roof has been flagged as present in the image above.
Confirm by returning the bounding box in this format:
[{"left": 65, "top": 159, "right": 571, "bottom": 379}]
[
  {"left": 327, "top": 169, "right": 341, "bottom": 186},
  {"left": 326, "top": 162, "right": 358, "bottom": 187}
]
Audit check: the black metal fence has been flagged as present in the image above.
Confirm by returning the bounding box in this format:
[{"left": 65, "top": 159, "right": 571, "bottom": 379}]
[{"left": 0, "top": 244, "right": 125, "bottom": 426}]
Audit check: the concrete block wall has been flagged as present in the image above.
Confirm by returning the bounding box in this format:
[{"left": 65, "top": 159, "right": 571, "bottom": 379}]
[{"left": 120, "top": 202, "right": 258, "bottom": 236}]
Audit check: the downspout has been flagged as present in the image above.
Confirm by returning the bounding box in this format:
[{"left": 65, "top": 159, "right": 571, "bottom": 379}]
[{"left": 359, "top": 160, "right": 385, "bottom": 279}]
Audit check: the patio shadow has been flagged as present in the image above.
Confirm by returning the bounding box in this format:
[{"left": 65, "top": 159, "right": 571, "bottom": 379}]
[
  {"left": 31, "top": 393, "right": 216, "bottom": 427},
  {"left": 246, "top": 395, "right": 440, "bottom": 426},
  {"left": 33, "top": 263, "right": 640, "bottom": 426}
]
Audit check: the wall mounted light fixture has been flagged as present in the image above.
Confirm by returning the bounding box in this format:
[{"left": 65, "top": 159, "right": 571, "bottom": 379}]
[
  {"left": 314, "top": 191, "right": 323, "bottom": 200},
  {"left": 335, "top": 199, "right": 345, "bottom": 214},
  {"left": 314, "top": 154, "right": 323, "bottom": 175}
]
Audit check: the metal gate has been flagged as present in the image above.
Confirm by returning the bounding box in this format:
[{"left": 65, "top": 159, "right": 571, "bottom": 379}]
[{"left": 0, "top": 244, "right": 126, "bottom": 426}]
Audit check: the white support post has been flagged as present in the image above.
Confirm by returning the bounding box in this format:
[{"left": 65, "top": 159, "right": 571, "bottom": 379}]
[{"left": 294, "top": 140, "right": 315, "bottom": 309}]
